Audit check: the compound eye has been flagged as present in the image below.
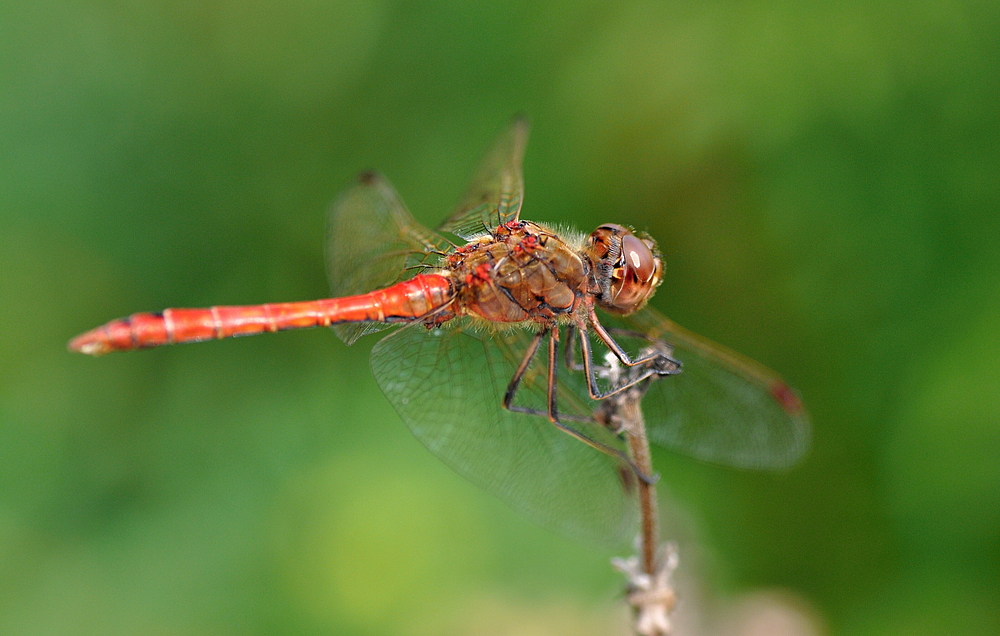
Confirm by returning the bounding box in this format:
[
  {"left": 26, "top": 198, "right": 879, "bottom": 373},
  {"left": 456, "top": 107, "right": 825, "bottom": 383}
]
[
  {"left": 587, "top": 224, "right": 663, "bottom": 314},
  {"left": 620, "top": 234, "right": 656, "bottom": 284},
  {"left": 607, "top": 233, "right": 661, "bottom": 313}
]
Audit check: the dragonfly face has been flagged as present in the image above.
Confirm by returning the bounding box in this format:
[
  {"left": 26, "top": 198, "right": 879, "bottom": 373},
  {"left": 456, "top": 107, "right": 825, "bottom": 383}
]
[{"left": 585, "top": 223, "right": 663, "bottom": 315}]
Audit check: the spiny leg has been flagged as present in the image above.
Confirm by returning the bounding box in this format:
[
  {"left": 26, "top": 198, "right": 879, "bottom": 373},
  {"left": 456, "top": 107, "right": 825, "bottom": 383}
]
[
  {"left": 546, "top": 323, "right": 559, "bottom": 421},
  {"left": 569, "top": 308, "right": 667, "bottom": 373},
  {"left": 564, "top": 322, "right": 604, "bottom": 374},
  {"left": 564, "top": 324, "right": 580, "bottom": 371},
  {"left": 587, "top": 306, "right": 668, "bottom": 368},
  {"left": 502, "top": 327, "right": 545, "bottom": 410},
  {"left": 502, "top": 326, "right": 657, "bottom": 484},
  {"left": 565, "top": 324, "right": 664, "bottom": 373},
  {"left": 579, "top": 326, "right": 679, "bottom": 400},
  {"left": 566, "top": 318, "right": 681, "bottom": 401},
  {"left": 541, "top": 327, "right": 657, "bottom": 485},
  {"left": 504, "top": 326, "right": 589, "bottom": 423}
]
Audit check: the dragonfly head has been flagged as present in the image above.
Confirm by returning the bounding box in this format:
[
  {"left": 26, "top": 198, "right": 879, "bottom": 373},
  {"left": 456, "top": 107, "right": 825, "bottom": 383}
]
[{"left": 585, "top": 224, "right": 663, "bottom": 314}]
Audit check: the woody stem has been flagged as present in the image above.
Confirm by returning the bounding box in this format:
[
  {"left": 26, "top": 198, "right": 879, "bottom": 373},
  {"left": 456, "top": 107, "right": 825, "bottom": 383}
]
[{"left": 623, "top": 400, "right": 658, "bottom": 576}]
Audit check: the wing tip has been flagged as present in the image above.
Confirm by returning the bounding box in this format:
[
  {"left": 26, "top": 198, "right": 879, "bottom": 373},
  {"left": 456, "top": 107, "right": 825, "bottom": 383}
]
[
  {"left": 769, "top": 381, "right": 806, "bottom": 417},
  {"left": 356, "top": 170, "right": 381, "bottom": 185}
]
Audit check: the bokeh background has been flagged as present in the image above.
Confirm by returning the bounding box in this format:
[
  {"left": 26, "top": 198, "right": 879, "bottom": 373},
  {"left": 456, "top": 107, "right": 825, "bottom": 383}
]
[{"left": 2, "top": 1, "right": 998, "bottom": 634}]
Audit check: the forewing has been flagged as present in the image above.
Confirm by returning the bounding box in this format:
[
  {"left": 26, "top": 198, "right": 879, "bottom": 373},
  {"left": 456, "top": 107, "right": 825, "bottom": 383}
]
[
  {"left": 612, "top": 307, "right": 811, "bottom": 470},
  {"left": 437, "top": 116, "right": 529, "bottom": 240},
  {"left": 370, "top": 318, "right": 638, "bottom": 544},
  {"left": 326, "top": 172, "right": 452, "bottom": 345}
]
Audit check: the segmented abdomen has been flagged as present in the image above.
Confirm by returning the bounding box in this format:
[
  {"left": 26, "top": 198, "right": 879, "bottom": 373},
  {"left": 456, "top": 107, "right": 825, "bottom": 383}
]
[{"left": 68, "top": 274, "right": 453, "bottom": 355}]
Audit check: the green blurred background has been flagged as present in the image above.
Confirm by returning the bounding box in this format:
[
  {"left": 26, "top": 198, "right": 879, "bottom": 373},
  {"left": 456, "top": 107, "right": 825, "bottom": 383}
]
[{"left": 2, "top": 1, "right": 998, "bottom": 634}]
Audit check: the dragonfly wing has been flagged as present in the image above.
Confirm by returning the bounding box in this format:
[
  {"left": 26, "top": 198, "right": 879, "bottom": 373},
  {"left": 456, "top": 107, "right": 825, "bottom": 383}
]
[
  {"left": 437, "top": 116, "right": 529, "bottom": 240},
  {"left": 370, "top": 318, "right": 638, "bottom": 544},
  {"left": 326, "top": 172, "right": 452, "bottom": 345},
  {"left": 611, "top": 307, "right": 811, "bottom": 470}
]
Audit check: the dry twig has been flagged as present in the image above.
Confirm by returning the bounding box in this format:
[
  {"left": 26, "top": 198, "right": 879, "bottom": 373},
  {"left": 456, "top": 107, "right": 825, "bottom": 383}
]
[{"left": 595, "top": 343, "right": 681, "bottom": 636}]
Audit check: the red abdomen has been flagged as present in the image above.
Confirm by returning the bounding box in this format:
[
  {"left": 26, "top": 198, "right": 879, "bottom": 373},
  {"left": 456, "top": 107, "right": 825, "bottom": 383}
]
[{"left": 68, "top": 274, "right": 453, "bottom": 355}]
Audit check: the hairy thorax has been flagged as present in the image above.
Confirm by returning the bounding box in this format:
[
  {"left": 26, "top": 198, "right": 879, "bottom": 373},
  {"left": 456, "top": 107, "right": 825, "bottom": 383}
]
[{"left": 444, "top": 221, "right": 589, "bottom": 323}]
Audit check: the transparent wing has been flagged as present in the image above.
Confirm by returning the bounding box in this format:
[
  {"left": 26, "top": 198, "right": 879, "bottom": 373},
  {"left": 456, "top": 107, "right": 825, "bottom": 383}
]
[
  {"left": 370, "top": 318, "right": 638, "bottom": 544},
  {"left": 326, "top": 172, "right": 452, "bottom": 345},
  {"left": 607, "top": 307, "right": 811, "bottom": 470},
  {"left": 437, "top": 116, "right": 529, "bottom": 240}
]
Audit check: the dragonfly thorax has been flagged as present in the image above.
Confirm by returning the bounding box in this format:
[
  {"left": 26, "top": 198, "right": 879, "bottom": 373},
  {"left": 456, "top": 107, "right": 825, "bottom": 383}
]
[
  {"left": 585, "top": 224, "right": 663, "bottom": 315},
  {"left": 447, "top": 220, "right": 589, "bottom": 323}
]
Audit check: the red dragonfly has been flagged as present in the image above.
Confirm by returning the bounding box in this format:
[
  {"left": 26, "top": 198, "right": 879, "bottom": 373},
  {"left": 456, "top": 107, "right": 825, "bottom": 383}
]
[{"left": 70, "top": 117, "right": 809, "bottom": 542}]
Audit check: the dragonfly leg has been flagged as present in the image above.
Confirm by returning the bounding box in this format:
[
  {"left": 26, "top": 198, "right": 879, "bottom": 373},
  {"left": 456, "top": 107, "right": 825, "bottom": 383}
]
[
  {"left": 563, "top": 323, "right": 595, "bottom": 374},
  {"left": 546, "top": 324, "right": 560, "bottom": 421},
  {"left": 503, "top": 327, "right": 592, "bottom": 424},
  {"left": 588, "top": 308, "right": 682, "bottom": 376},
  {"left": 578, "top": 327, "right": 676, "bottom": 400},
  {"left": 502, "top": 326, "right": 657, "bottom": 484},
  {"left": 502, "top": 327, "right": 545, "bottom": 412},
  {"left": 587, "top": 307, "right": 668, "bottom": 369},
  {"left": 564, "top": 324, "right": 581, "bottom": 371},
  {"left": 567, "top": 319, "right": 681, "bottom": 404}
]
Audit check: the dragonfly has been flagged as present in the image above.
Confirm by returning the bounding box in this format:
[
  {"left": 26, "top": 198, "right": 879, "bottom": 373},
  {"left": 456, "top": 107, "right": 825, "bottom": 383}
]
[{"left": 69, "top": 117, "right": 810, "bottom": 543}]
